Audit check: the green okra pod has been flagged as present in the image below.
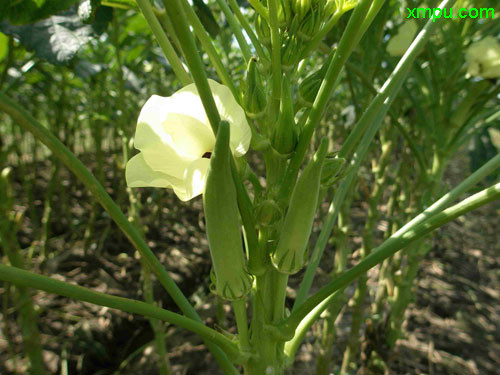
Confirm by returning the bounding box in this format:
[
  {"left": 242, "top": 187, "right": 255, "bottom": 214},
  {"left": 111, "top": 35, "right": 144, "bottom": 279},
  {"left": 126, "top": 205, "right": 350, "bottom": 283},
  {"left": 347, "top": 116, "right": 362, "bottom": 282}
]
[
  {"left": 271, "top": 138, "right": 329, "bottom": 274},
  {"left": 272, "top": 77, "right": 298, "bottom": 154},
  {"left": 203, "top": 121, "right": 253, "bottom": 300}
]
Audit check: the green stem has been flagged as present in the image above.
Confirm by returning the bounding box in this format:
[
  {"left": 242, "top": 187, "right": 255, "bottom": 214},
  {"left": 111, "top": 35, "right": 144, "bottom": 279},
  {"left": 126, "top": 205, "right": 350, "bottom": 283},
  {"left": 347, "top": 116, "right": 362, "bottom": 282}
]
[
  {"left": 385, "top": 240, "right": 424, "bottom": 348},
  {"left": 156, "top": 10, "right": 182, "bottom": 52},
  {"left": 300, "top": 7, "right": 345, "bottom": 59},
  {"left": 279, "top": 0, "right": 375, "bottom": 200},
  {"left": 248, "top": 0, "right": 269, "bottom": 22},
  {"left": 284, "top": 287, "right": 346, "bottom": 361},
  {"left": 226, "top": 0, "right": 269, "bottom": 63},
  {"left": 314, "top": 205, "right": 352, "bottom": 374},
  {"left": 339, "top": 0, "right": 457, "bottom": 160},
  {"left": 293, "top": 0, "right": 457, "bottom": 308},
  {"left": 214, "top": 0, "right": 252, "bottom": 63},
  {"left": 163, "top": 0, "right": 221, "bottom": 133},
  {"left": 0, "top": 37, "right": 14, "bottom": 90},
  {"left": 0, "top": 92, "right": 239, "bottom": 375},
  {"left": 0, "top": 220, "right": 46, "bottom": 373},
  {"left": 163, "top": 1, "right": 258, "bottom": 279},
  {"left": 135, "top": 0, "right": 191, "bottom": 86},
  {"left": 178, "top": 0, "right": 239, "bottom": 99},
  {"left": 142, "top": 267, "right": 171, "bottom": 375},
  {"left": 281, "top": 178, "right": 500, "bottom": 340},
  {"left": 230, "top": 156, "right": 261, "bottom": 274},
  {"left": 247, "top": 270, "right": 283, "bottom": 374},
  {"left": 340, "top": 132, "right": 393, "bottom": 373},
  {"left": 267, "top": 0, "right": 281, "bottom": 120},
  {"left": 358, "top": 0, "right": 386, "bottom": 41},
  {"left": 0, "top": 264, "right": 243, "bottom": 363},
  {"left": 344, "top": 62, "right": 428, "bottom": 175},
  {"left": 272, "top": 272, "right": 289, "bottom": 323},
  {"left": 232, "top": 299, "right": 250, "bottom": 354},
  {"left": 293, "top": 84, "right": 400, "bottom": 311}
]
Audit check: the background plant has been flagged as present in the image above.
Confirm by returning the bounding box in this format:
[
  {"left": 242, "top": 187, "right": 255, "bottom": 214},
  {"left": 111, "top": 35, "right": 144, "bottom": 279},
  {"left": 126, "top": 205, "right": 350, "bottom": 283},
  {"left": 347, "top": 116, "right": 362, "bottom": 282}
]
[{"left": 0, "top": 0, "right": 499, "bottom": 374}]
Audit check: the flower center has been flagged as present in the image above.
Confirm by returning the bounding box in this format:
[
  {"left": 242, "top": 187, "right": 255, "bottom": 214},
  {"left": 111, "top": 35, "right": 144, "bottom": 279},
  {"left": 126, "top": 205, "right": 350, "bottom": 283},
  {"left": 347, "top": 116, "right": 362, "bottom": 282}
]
[{"left": 202, "top": 152, "right": 212, "bottom": 159}]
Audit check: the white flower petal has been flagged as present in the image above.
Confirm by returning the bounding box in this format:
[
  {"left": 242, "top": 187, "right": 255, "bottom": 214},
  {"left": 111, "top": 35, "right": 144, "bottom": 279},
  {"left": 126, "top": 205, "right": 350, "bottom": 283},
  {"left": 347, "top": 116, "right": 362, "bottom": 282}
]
[
  {"left": 134, "top": 121, "right": 193, "bottom": 180},
  {"left": 126, "top": 153, "right": 181, "bottom": 188},
  {"left": 128, "top": 80, "right": 251, "bottom": 201},
  {"left": 169, "top": 85, "right": 209, "bottom": 125},
  {"left": 173, "top": 79, "right": 251, "bottom": 156},
  {"left": 179, "top": 158, "right": 211, "bottom": 201},
  {"left": 137, "top": 95, "right": 172, "bottom": 134},
  {"left": 206, "top": 80, "right": 252, "bottom": 156},
  {"left": 163, "top": 113, "right": 215, "bottom": 158}
]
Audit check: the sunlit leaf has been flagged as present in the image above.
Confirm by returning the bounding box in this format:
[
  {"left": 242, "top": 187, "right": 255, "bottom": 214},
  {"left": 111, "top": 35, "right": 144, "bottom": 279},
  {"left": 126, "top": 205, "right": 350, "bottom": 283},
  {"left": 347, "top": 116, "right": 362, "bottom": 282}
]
[{"left": 0, "top": 6, "right": 111, "bottom": 65}]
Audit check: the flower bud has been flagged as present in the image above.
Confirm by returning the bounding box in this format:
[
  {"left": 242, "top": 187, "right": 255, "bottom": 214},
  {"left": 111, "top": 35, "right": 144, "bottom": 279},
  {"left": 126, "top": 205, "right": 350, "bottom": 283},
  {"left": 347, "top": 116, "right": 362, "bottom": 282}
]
[
  {"left": 298, "top": 8, "right": 322, "bottom": 41},
  {"left": 272, "top": 77, "right": 298, "bottom": 154},
  {"left": 255, "top": 200, "right": 283, "bottom": 227},
  {"left": 280, "top": 0, "right": 293, "bottom": 27},
  {"left": 298, "top": 70, "right": 323, "bottom": 107},
  {"left": 255, "top": 14, "right": 271, "bottom": 48},
  {"left": 324, "top": 0, "right": 337, "bottom": 16},
  {"left": 294, "top": 0, "right": 312, "bottom": 21},
  {"left": 203, "top": 121, "right": 252, "bottom": 300},
  {"left": 245, "top": 57, "right": 267, "bottom": 119},
  {"left": 271, "top": 138, "right": 329, "bottom": 274},
  {"left": 298, "top": 53, "right": 333, "bottom": 107},
  {"left": 281, "top": 34, "right": 303, "bottom": 71},
  {"left": 320, "top": 155, "right": 346, "bottom": 187}
]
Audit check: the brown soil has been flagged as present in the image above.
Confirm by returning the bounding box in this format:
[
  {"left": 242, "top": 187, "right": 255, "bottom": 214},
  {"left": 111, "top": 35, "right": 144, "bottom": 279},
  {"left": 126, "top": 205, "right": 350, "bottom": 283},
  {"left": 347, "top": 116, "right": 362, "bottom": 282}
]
[{"left": 0, "top": 158, "right": 499, "bottom": 375}]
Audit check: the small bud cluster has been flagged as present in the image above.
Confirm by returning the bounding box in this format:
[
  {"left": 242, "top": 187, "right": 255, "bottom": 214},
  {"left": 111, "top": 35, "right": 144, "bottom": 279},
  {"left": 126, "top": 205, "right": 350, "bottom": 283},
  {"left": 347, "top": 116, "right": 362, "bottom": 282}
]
[
  {"left": 253, "top": 0, "right": 356, "bottom": 71},
  {"left": 280, "top": 0, "right": 333, "bottom": 70}
]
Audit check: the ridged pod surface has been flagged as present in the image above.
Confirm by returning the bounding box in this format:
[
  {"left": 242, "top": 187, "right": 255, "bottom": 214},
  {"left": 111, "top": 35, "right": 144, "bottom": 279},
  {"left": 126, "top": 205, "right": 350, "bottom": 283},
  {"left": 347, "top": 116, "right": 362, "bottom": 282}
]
[
  {"left": 203, "top": 121, "right": 252, "bottom": 300},
  {"left": 271, "top": 138, "right": 329, "bottom": 274},
  {"left": 272, "top": 78, "right": 297, "bottom": 154}
]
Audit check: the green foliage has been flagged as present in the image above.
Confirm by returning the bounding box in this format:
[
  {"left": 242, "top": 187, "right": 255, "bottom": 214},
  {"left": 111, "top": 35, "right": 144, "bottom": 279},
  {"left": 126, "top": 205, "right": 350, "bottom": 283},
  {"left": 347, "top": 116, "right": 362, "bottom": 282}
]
[
  {"left": 0, "top": 5, "right": 111, "bottom": 64},
  {"left": 0, "top": 0, "right": 80, "bottom": 24},
  {"left": 1, "top": 0, "right": 500, "bottom": 373},
  {"left": 0, "top": 32, "right": 8, "bottom": 62},
  {"left": 193, "top": 0, "right": 220, "bottom": 37}
]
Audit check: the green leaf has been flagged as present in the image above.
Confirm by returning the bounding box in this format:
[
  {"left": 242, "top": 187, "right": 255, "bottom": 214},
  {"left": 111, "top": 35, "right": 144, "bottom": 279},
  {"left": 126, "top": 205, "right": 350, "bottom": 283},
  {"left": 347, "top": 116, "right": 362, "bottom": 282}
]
[
  {"left": 0, "top": 0, "right": 80, "bottom": 25},
  {"left": 0, "top": 7, "right": 110, "bottom": 64},
  {"left": 193, "top": 0, "right": 220, "bottom": 38}
]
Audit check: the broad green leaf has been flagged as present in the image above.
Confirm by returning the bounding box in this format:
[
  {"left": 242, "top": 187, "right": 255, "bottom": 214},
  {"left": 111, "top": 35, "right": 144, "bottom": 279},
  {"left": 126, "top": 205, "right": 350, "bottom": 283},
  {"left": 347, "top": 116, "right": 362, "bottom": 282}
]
[
  {"left": 0, "top": 0, "right": 80, "bottom": 25},
  {"left": 0, "top": 7, "right": 111, "bottom": 64}
]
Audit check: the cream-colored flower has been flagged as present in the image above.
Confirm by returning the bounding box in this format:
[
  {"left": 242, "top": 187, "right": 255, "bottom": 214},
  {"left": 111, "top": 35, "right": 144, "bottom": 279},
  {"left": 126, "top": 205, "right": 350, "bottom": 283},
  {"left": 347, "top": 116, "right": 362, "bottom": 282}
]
[
  {"left": 465, "top": 36, "right": 500, "bottom": 79},
  {"left": 126, "top": 79, "right": 251, "bottom": 201},
  {"left": 387, "top": 20, "right": 418, "bottom": 57}
]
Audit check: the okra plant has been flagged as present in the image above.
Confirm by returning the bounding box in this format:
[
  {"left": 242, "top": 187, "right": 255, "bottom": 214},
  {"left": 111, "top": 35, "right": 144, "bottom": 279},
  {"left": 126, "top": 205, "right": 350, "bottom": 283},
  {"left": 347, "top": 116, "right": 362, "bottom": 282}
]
[{"left": 0, "top": 0, "right": 499, "bottom": 374}]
